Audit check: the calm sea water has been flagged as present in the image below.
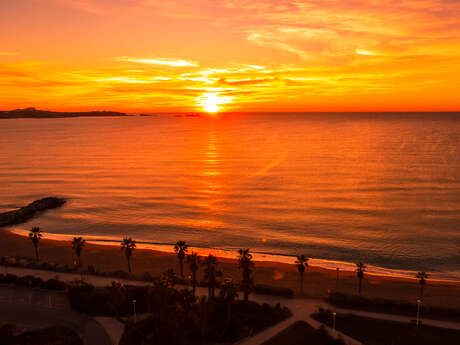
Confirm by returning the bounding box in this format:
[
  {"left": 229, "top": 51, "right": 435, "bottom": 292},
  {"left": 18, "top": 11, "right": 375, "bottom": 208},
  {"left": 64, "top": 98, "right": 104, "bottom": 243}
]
[{"left": 1, "top": 113, "right": 459, "bottom": 279}]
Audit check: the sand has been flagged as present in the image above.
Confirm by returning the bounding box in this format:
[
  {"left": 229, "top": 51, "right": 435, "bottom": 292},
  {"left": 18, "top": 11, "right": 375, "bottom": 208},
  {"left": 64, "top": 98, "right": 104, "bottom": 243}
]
[{"left": 1, "top": 229, "right": 459, "bottom": 309}]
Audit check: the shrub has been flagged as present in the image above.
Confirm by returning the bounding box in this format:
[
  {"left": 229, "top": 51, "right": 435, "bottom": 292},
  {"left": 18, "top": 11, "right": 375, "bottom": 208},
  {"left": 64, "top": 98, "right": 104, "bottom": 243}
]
[
  {"left": 112, "top": 270, "right": 130, "bottom": 279},
  {"left": 0, "top": 274, "right": 17, "bottom": 284},
  {"left": 16, "top": 275, "right": 43, "bottom": 287},
  {"left": 42, "top": 279, "right": 67, "bottom": 291},
  {"left": 254, "top": 284, "right": 294, "bottom": 298}
]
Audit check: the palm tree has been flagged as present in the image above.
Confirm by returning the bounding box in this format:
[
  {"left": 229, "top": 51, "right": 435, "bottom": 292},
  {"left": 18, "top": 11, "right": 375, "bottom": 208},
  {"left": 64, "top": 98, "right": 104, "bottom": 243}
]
[
  {"left": 202, "top": 254, "right": 222, "bottom": 298},
  {"left": 161, "top": 268, "right": 177, "bottom": 288},
  {"left": 356, "top": 262, "right": 366, "bottom": 295},
  {"left": 416, "top": 271, "right": 428, "bottom": 301},
  {"left": 174, "top": 240, "right": 188, "bottom": 277},
  {"left": 28, "top": 227, "right": 42, "bottom": 261},
  {"left": 187, "top": 252, "right": 200, "bottom": 297},
  {"left": 237, "top": 248, "right": 254, "bottom": 301},
  {"left": 121, "top": 237, "right": 136, "bottom": 273},
  {"left": 220, "top": 278, "right": 239, "bottom": 322},
  {"left": 72, "top": 237, "right": 86, "bottom": 266},
  {"left": 295, "top": 255, "right": 309, "bottom": 293}
]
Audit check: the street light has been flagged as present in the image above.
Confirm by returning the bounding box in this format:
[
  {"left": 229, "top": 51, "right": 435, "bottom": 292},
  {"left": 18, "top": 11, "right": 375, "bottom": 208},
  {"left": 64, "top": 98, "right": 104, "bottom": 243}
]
[
  {"left": 332, "top": 312, "right": 337, "bottom": 332},
  {"left": 416, "top": 299, "right": 421, "bottom": 328},
  {"left": 133, "top": 299, "right": 137, "bottom": 324}
]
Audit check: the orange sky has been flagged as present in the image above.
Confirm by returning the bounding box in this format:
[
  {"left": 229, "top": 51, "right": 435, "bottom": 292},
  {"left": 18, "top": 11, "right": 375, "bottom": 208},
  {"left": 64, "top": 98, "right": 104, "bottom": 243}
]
[{"left": 1, "top": 0, "right": 460, "bottom": 112}]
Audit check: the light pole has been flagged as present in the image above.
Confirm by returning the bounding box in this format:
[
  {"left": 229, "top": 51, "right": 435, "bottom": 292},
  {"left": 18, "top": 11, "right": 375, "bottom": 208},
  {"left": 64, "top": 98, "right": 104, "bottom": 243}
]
[
  {"left": 133, "top": 299, "right": 137, "bottom": 324},
  {"left": 332, "top": 312, "right": 337, "bottom": 332},
  {"left": 416, "top": 299, "right": 421, "bottom": 328}
]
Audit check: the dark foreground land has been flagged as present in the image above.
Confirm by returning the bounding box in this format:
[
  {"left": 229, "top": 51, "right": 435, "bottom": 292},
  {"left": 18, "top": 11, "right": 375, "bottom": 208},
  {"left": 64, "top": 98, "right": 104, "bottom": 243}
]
[
  {"left": 312, "top": 309, "right": 460, "bottom": 345},
  {"left": 0, "top": 107, "right": 127, "bottom": 119}
]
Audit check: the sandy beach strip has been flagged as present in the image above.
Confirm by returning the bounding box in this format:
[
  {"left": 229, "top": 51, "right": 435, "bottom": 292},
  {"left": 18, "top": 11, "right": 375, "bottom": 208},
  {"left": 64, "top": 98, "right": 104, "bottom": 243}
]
[{"left": 1, "top": 228, "right": 459, "bottom": 309}]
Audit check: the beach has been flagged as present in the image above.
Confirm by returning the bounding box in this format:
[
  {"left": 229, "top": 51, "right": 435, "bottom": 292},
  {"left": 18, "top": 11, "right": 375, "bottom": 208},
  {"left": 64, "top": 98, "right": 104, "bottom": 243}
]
[{"left": 1, "top": 228, "right": 459, "bottom": 310}]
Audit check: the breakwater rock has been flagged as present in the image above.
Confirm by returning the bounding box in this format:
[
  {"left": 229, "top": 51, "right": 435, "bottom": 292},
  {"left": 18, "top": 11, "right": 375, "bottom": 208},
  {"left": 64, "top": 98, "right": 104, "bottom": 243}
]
[{"left": 0, "top": 197, "right": 66, "bottom": 227}]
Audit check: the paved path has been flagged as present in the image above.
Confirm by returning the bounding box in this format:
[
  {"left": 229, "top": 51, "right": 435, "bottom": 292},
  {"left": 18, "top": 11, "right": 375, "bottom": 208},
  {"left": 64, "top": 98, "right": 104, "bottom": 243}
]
[
  {"left": 0, "top": 286, "right": 112, "bottom": 345},
  {"left": 3, "top": 265, "right": 460, "bottom": 345}
]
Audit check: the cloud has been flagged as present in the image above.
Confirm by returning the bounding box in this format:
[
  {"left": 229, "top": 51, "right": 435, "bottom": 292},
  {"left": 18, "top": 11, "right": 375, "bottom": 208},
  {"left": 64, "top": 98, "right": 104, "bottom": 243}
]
[{"left": 116, "top": 57, "right": 198, "bottom": 67}]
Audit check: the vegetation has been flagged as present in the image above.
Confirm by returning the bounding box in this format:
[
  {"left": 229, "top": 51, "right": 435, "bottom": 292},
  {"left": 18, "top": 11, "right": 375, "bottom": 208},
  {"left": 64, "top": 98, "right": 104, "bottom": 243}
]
[
  {"left": 262, "top": 321, "right": 345, "bottom": 345},
  {"left": 355, "top": 262, "right": 366, "bottom": 295},
  {"left": 187, "top": 252, "right": 200, "bottom": 297},
  {"left": 202, "top": 254, "right": 222, "bottom": 298},
  {"left": 0, "top": 325, "right": 83, "bottom": 345},
  {"left": 416, "top": 271, "right": 428, "bottom": 301},
  {"left": 28, "top": 227, "right": 43, "bottom": 261},
  {"left": 66, "top": 277, "right": 290, "bottom": 345},
  {"left": 238, "top": 248, "right": 254, "bottom": 301},
  {"left": 312, "top": 309, "right": 460, "bottom": 345},
  {"left": 0, "top": 273, "right": 67, "bottom": 290},
  {"left": 253, "top": 284, "right": 294, "bottom": 298},
  {"left": 71, "top": 237, "right": 86, "bottom": 266},
  {"left": 326, "top": 292, "right": 460, "bottom": 322},
  {"left": 295, "top": 255, "right": 308, "bottom": 293},
  {"left": 121, "top": 237, "right": 136, "bottom": 273},
  {"left": 174, "top": 240, "right": 188, "bottom": 277}
]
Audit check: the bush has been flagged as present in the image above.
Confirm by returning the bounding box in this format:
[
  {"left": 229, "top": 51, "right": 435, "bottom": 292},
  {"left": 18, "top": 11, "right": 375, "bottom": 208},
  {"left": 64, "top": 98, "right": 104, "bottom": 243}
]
[
  {"left": 112, "top": 270, "right": 130, "bottom": 279},
  {"left": 0, "top": 274, "right": 18, "bottom": 284},
  {"left": 42, "top": 279, "right": 67, "bottom": 291},
  {"left": 254, "top": 284, "right": 294, "bottom": 298},
  {"left": 15, "top": 275, "right": 44, "bottom": 288}
]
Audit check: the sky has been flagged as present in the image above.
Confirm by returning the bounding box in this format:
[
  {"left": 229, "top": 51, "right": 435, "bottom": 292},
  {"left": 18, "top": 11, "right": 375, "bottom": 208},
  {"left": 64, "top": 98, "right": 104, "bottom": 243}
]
[{"left": 1, "top": 0, "right": 460, "bottom": 112}]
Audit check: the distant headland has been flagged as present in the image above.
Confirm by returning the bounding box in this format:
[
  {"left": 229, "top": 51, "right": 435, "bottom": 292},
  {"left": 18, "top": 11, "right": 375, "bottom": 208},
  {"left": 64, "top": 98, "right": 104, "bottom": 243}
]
[
  {"left": 0, "top": 107, "right": 127, "bottom": 119},
  {"left": 0, "top": 197, "right": 66, "bottom": 227}
]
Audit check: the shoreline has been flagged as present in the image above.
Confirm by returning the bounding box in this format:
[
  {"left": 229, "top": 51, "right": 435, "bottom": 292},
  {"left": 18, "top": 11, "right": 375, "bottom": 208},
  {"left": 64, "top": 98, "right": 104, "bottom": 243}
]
[
  {"left": 8, "top": 227, "right": 460, "bottom": 283},
  {"left": 1, "top": 227, "right": 460, "bottom": 309}
]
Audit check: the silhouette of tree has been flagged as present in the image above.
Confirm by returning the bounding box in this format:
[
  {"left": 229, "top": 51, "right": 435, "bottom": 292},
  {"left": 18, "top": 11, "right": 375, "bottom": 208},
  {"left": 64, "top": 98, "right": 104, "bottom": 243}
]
[
  {"left": 416, "top": 271, "right": 428, "bottom": 301},
  {"left": 107, "top": 281, "right": 126, "bottom": 321},
  {"left": 356, "top": 262, "right": 366, "bottom": 295},
  {"left": 121, "top": 237, "right": 136, "bottom": 273},
  {"left": 295, "top": 255, "right": 309, "bottom": 293},
  {"left": 174, "top": 240, "right": 188, "bottom": 277},
  {"left": 72, "top": 237, "right": 86, "bottom": 266},
  {"left": 237, "top": 248, "right": 254, "bottom": 301},
  {"left": 202, "top": 254, "right": 222, "bottom": 298},
  {"left": 220, "top": 278, "right": 239, "bottom": 322},
  {"left": 161, "top": 268, "right": 177, "bottom": 288},
  {"left": 187, "top": 252, "right": 200, "bottom": 297},
  {"left": 28, "top": 227, "right": 42, "bottom": 261}
]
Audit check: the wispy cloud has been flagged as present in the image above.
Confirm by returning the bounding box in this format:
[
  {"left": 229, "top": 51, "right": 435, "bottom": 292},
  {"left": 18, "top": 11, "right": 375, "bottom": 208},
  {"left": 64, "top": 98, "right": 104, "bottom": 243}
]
[{"left": 116, "top": 57, "right": 198, "bottom": 67}]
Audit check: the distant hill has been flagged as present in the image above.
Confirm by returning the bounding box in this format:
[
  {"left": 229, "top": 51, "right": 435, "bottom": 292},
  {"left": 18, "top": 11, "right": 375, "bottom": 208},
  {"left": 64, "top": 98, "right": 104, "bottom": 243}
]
[{"left": 0, "top": 107, "right": 127, "bottom": 119}]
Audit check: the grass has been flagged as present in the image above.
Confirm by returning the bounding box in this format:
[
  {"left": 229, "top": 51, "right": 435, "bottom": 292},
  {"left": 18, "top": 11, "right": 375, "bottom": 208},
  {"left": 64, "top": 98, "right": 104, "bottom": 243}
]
[
  {"left": 312, "top": 309, "right": 460, "bottom": 345},
  {"left": 262, "top": 321, "right": 345, "bottom": 345}
]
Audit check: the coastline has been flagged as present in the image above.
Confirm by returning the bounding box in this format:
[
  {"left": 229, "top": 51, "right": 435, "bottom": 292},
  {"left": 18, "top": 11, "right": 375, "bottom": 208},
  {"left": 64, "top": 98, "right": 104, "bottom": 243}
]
[
  {"left": 1, "top": 227, "right": 460, "bottom": 309},
  {"left": 8, "top": 227, "right": 460, "bottom": 283}
]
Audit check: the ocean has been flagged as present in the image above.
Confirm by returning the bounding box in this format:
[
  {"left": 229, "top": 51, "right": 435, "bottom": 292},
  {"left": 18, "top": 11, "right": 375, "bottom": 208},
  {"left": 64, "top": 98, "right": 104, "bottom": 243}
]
[{"left": 1, "top": 113, "right": 459, "bottom": 279}]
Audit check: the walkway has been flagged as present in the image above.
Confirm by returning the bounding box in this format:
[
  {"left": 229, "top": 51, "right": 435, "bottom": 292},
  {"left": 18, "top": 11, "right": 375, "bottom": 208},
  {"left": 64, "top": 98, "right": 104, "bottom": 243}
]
[{"left": 3, "top": 265, "right": 460, "bottom": 345}]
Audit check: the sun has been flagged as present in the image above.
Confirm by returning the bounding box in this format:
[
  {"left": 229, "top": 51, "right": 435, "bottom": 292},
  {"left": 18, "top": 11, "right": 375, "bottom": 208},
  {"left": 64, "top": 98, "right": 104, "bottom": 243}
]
[
  {"left": 198, "top": 92, "right": 233, "bottom": 113},
  {"left": 203, "top": 94, "right": 221, "bottom": 113}
]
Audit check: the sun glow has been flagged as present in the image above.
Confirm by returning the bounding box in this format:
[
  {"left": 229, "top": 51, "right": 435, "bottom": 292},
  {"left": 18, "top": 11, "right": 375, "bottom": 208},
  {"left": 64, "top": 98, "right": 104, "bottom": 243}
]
[{"left": 198, "top": 93, "right": 233, "bottom": 113}]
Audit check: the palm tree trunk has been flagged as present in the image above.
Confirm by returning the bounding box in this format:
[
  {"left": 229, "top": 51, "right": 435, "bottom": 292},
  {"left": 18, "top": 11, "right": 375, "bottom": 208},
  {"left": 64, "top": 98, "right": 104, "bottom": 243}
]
[
  {"left": 300, "top": 272, "right": 304, "bottom": 293},
  {"left": 420, "top": 284, "right": 424, "bottom": 301},
  {"left": 34, "top": 245, "right": 39, "bottom": 262},
  {"left": 192, "top": 271, "right": 196, "bottom": 297},
  {"left": 179, "top": 259, "right": 184, "bottom": 277},
  {"left": 358, "top": 277, "right": 362, "bottom": 295},
  {"left": 127, "top": 256, "right": 131, "bottom": 273}
]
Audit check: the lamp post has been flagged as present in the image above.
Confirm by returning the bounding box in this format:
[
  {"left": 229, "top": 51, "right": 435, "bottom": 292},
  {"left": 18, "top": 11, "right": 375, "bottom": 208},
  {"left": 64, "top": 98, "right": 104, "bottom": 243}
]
[
  {"left": 416, "top": 299, "right": 421, "bottom": 328},
  {"left": 332, "top": 312, "right": 337, "bottom": 332},
  {"left": 133, "top": 299, "right": 137, "bottom": 324}
]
